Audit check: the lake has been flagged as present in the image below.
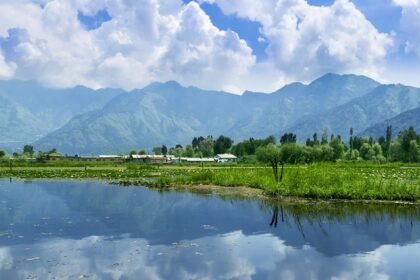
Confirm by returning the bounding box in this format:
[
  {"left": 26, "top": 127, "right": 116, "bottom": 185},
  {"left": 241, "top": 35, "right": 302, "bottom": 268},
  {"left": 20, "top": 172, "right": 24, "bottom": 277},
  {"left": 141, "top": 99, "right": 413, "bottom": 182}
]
[{"left": 0, "top": 179, "right": 420, "bottom": 279}]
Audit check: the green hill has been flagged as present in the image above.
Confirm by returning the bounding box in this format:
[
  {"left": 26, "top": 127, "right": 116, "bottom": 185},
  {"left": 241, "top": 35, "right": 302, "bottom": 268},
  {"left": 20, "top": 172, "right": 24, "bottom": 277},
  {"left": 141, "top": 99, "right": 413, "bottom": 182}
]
[
  {"left": 34, "top": 74, "right": 383, "bottom": 154},
  {"left": 0, "top": 80, "right": 123, "bottom": 151},
  {"left": 288, "top": 84, "right": 420, "bottom": 141}
]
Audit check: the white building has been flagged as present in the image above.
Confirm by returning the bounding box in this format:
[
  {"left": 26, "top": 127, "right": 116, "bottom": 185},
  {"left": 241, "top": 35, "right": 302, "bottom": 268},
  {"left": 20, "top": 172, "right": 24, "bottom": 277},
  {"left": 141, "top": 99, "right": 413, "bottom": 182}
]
[
  {"left": 178, "top": 157, "right": 215, "bottom": 163},
  {"left": 214, "top": 154, "right": 237, "bottom": 163}
]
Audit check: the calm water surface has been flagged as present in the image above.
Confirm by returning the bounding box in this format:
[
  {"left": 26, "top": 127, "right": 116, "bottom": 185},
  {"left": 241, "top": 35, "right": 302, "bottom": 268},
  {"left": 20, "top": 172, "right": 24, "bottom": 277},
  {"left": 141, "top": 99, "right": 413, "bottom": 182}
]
[{"left": 1, "top": 179, "right": 420, "bottom": 279}]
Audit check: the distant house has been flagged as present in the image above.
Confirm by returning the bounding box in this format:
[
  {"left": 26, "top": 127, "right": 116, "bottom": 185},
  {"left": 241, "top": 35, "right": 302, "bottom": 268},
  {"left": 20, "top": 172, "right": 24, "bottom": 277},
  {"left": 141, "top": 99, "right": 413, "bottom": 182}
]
[
  {"left": 177, "top": 157, "right": 215, "bottom": 163},
  {"left": 70, "top": 156, "right": 100, "bottom": 162},
  {"left": 47, "top": 152, "right": 65, "bottom": 161},
  {"left": 98, "top": 155, "right": 123, "bottom": 162},
  {"left": 129, "top": 154, "right": 171, "bottom": 164},
  {"left": 214, "top": 154, "right": 237, "bottom": 163}
]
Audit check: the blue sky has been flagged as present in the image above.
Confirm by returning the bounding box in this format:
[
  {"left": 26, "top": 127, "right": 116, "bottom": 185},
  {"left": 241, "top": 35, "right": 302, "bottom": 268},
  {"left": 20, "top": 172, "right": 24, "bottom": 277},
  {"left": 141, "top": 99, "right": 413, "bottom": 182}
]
[
  {"left": 77, "top": 9, "right": 112, "bottom": 31},
  {"left": 0, "top": 0, "right": 419, "bottom": 92}
]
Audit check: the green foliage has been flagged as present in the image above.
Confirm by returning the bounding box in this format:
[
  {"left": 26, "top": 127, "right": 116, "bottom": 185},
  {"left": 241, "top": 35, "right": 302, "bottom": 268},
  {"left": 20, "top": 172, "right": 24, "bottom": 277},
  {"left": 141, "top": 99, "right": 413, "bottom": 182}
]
[
  {"left": 162, "top": 145, "right": 168, "bottom": 156},
  {"left": 232, "top": 136, "right": 276, "bottom": 157},
  {"left": 2, "top": 163, "right": 418, "bottom": 202},
  {"left": 23, "top": 145, "right": 34, "bottom": 157},
  {"left": 184, "top": 145, "right": 194, "bottom": 157},
  {"left": 0, "top": 150, "right": 5, "bottom": 158},
  {"left": 214, "top": 135, "right": 233, "bottom": 154},
  {"left": 198, "top": 136, "right": 215, "bottom": 157},
  {"left": 256, "top": 144, "right": 281, "bottom": 164},
  {"left": 280, "top": 133, "right": 297, "bottom": 145},
  {"left": 279, "top": 144, "right": 305, "bottom": 164},
  {"left": 152, "top": 146, "right": 162, "bottom": 155},
  {"left": 329, "top": 137, "right": 345, "bottom": 160}
]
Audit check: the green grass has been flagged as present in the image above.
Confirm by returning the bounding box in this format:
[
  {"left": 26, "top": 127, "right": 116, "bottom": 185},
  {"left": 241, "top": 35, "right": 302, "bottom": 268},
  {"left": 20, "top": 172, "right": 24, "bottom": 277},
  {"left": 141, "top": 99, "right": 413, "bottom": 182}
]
[{"left": 1, "top": 162, "right": 419, "bottom": 202}]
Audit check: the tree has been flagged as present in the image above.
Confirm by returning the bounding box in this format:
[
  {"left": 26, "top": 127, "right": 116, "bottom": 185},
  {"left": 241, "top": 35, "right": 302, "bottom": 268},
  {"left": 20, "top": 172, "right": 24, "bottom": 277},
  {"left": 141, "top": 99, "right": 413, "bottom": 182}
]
[
  {"left": 152, "top": 146, "right": 162, "bottom": 155},
  {"left": 280, "top": 133, "right": 297, "bottom": 145},
  {"left": 306, "top": 133, "right": 319, "bottom": 147},
  {"left": 23, "top": 145, "right": 34, "bottom": 157},
  {"left": 198, "top": 137, "right": 214, "bottom": 157},
  {"left": 349, "top": 127, "right": 354, "bottom": 150},
  {"left": 344, "top": 149, "right": 360, "bottom": 161},
  {"left": 170, "top": 146, "right": 184, "bottom": 157},
  {"left": 192, "top": 137, "right": 199, "bottom": 149},
  {"left": 398, "top": 127, "right": 417, "bottom": 161},
  {"left": 129, "top": 150, "right": 137, "bottom": 156},
  {"left": 360, "top": 143, "right": 376, "bottom": 160},
  {"left": 321, "top": 129, "right": 328, "bottom": 145},
  {"left": 329, "top": 138, "right": 345, "bottom": 160},
  {"left": 279, "top": 144, "right": 305, "bottom": 164},
  {"left": 184, "top": 145, "right": 194, "bottom": 157},
  {"left": 408, "top": 140, "right": 419, "bottom": 162},
  {"left": 385, "top": 125, "right": 392, "bottom": 158},
  {"left": 214, "top": 135, "right": 233, "bottom": 154},
  {"left": 162, "top": 145, "right": 168, "bottom": 156},
  {"left": 256, "top": 144, "right": 283, "bottom": 181},
  {"left": 0, "top": 150, "right": 5, "bottom": 158},
  {"left": 313, "top": 133, "right": 318, "bottom": 144},
  {"left": 319, "top": 145, "right": 335, "bottom": 161},
  {"left": 138, "top": 150, "right": 146, "bottom": 155},
  {"left": 231, "top": 136, "right": 276, "bottom": 157}
]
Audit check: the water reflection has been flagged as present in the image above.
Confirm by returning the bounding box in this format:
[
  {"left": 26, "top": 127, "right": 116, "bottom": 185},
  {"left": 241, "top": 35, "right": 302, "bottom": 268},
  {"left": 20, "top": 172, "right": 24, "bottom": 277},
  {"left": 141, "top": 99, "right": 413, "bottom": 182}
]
[{"left": 0, "top": 179, "right": 420, "bottom": 279}]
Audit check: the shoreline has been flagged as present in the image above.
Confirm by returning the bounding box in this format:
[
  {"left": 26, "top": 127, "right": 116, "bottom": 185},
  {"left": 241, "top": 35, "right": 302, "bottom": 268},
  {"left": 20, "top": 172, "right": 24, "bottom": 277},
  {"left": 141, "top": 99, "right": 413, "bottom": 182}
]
[
  {"left": 2, "top": 176, "right": 420, "bottom": 205},
  {"left": 1, "top": 162, "right": 419, "bottom": 204},
  {"left": 117, "top": 180, "right": 420, "bottom": 205}
]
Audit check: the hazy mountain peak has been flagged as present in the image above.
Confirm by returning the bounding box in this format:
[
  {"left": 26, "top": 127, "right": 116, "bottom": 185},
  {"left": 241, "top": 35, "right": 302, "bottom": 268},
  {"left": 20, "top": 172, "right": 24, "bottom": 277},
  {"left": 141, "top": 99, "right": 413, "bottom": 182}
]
[
  {"left": 310, "top": 73, "right": 379, "bottom": 86},
  {"left": 144, "top": 80, "right": 185, "bottom": 92}
]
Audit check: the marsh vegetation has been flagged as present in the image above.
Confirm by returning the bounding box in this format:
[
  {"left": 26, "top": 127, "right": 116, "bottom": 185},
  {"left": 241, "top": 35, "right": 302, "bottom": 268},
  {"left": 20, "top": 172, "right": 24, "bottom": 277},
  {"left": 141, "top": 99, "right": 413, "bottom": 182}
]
[{"left": 1, "top": 161, "right": 419, "bottom": 202}]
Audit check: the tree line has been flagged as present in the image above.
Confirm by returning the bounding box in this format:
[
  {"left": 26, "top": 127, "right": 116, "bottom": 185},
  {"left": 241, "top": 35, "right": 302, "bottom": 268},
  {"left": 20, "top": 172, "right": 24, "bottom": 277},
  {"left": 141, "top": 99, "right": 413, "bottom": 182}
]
[
  {"left": 250, "top": 126, "right": 419, "bottom": 164},
  {"left": 1, "top": 126, "right": 419, "bottom": 163},
  {"left": 128, "top": 135, "right": 234, "bottom": 158}
]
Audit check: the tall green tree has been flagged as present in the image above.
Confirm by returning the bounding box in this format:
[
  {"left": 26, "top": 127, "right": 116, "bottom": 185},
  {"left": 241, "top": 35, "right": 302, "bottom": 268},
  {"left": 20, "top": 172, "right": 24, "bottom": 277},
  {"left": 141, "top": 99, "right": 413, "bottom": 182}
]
[
  {"left": 23, "top": 145, "right": 34, "bottom": 157},
  {"left": 256, "top": 144, "right": 283, "bottom": 182},
  {"left": 385, "top": 125, "right": 392, "bottom": 158},
  {"left": 214, "top": 135, "right": 233, "bottom": 154},
  {"left": 280, "top": 133, "right": 297, "bottom": 145},
  {"left": 162, "top": 145, "right": 168, "bottom": 156},
  {"left": 152, "top": 146, "right": 162, "bottom": 155},
  {"left": 184, "top": 145, "right": 194, "bottom": 157},
  {"left": 321, "top": 129, "right": 328, "bottom": 145},
  {"left": 198, "top": 136, "right": 215, "bottom": 157},
  {"left": 329, "top": 138, "right": 345, "bottom": 160}
]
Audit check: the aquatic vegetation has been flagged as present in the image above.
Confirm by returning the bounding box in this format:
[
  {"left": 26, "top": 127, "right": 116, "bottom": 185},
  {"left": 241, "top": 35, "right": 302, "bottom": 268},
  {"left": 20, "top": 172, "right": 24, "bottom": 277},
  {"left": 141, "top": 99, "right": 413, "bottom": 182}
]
[{"left": 0, "top": 162, "right": 419, "bottom": 202}]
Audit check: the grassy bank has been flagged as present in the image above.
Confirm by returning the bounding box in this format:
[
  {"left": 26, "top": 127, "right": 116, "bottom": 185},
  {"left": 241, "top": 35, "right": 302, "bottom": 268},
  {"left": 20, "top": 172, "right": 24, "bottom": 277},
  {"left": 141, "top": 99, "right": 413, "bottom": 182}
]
[{"left": 1, "top": 162, "right": 419, "bottom": 202}]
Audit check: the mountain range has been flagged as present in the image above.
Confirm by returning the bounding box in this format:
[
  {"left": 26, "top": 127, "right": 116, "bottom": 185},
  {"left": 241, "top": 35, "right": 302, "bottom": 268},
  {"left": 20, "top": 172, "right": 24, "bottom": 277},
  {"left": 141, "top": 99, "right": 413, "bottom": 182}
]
[{"left": 0, "top": 74, "right": 419, "bottom": 154}]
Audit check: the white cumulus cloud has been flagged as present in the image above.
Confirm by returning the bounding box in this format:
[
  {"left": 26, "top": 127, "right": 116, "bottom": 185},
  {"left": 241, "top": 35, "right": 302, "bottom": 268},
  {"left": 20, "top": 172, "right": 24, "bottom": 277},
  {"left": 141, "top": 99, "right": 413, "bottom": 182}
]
[
  {"left": 202, "top": 0, "right": 393, "bottom": 83},
  {"left": 392, "top": 0, "right": 420, "bottom": 56},
  {"left": 0, "top": 0, "right": 255, "bottom": 92},
  {"left": 1, "top": 0, "right": 413, "bottom": 92}
]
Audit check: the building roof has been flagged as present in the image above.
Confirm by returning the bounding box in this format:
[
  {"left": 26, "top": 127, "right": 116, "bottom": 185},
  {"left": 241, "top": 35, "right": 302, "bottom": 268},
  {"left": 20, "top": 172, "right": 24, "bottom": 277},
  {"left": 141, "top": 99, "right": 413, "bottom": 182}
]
[
  {"left": 180, "top": 157, "right": 215, "bottom": 162},
  {"left": 215, "top": 153, "right": 237, "bottom": 159},
  {"left": 99, "top": 155, "right": 122, "bottom": 158},
  {"left": 48, "top": 152, "right": 64, "bottom": 157},
  {"left": 130, "top": 154, "right": 167, "bottom": 159}
]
